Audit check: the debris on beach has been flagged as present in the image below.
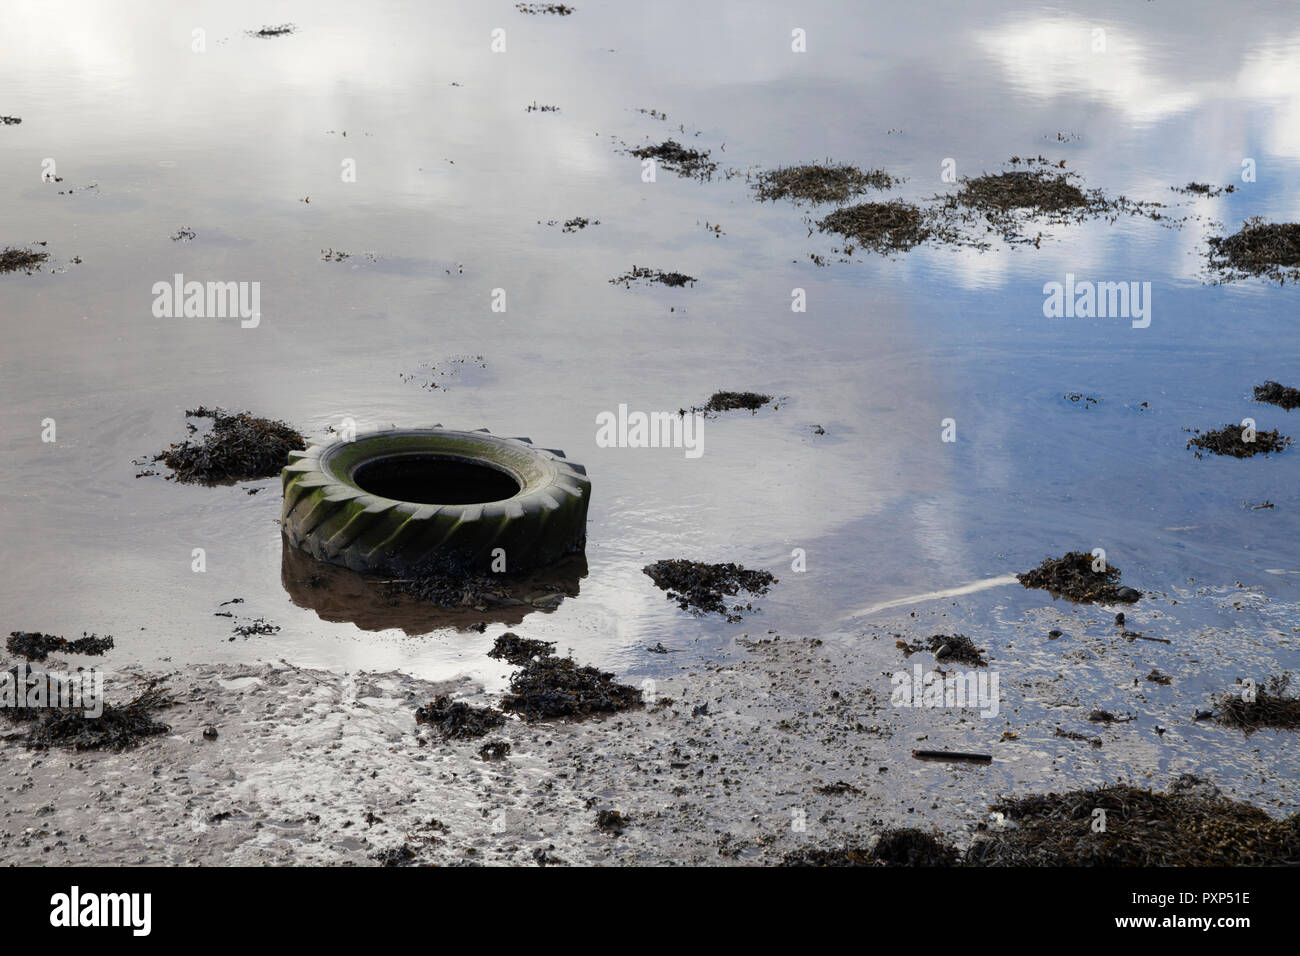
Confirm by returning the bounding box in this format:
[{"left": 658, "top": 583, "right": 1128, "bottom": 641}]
[
  {"left": 935, "top": 156, "right": 1169, "bottom": 246},
  {"left": 1172, "top": 182, "right": 1235, "bottom": 197},
  {"left": 1016, "top": 551, "right": 1141, "bottom": 604},
  {"left": 414, "top": 695, "right": 506, "bottom": 739},
  {"left": 753, "top": 162, "right": 897, "bottom": 204},
  {"left": 897, "top": 633, "right": 988, "bottom": 666},
  {"left": 539, "top": 216, "right": 599, "bottom": 232},
  {"left": 1185, "top": 424, "right": 1292, "bottom": 458},
  {"left": 609, "top": 265, "right": 696, "bottom": 288},
  {"left": 817, "top": 200, "right": 933, "bottom": 255},
  {"left": 689, "top": 390, "right": 773, "bottom": 415},
  {"left": 398, "top": 354, "right": 487, "bottom": 391},
  {"left": 783, "top": 828, "right": 958, "bottom": 867},
  {"left": 967, "top": 781, "right": 1300, "bottom": 866},
  {"left": 249, "top": 24, "right": 296, "bottom": 37},
  {"left": 643, "top": 559, "right": 777, "bottom": 622},
  {"left": 1054, "top": 727, "right": 1103, "bottom": 748},
  {"left": 500, "top": 652, "right": 642, "bottom": 721},
  {"left": 478, "top": 740, "right": 511, "bottom": 761},
  {"left": 6, "top": 632, "right": 114, "bottom": 661},
  {"left": 1207, "top": 219, "right": 1300, "bottom": 283},
  {"left": 152, "top": 407, "right": 305, "bottom": 484},
  {"left": 230, "top": 618, "right": 279, "bottom": 639},
  {"left": 1254, "top": 381, "right": 1300, "bottom": 411},
  {"left": 487, "top": 632, "right": 556, "bottom": 665},
  {"left": 623, "top": 140, "right": 717, "bottom": 181},
  {"left": 595, "top": 810, "right": 628, "bottom": 834},
  {"left": 516, "top": 3, "right": 575, "bottom": 13},
  {"left": 0, "top": 246, "right": 49, "bottom": 275},
  {"left": 1212, "top": 674, "right": 1300, "bottom": 733},
  {"left": 3, "top": 678, "right": 174, "bottom": 752},
  {"left": 912, "top": 750, "right": 993, "bottom": 764}
]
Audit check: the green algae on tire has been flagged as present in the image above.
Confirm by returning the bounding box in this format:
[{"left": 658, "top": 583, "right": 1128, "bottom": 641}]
[{"left": 281, "top": 426, "right": 590, "bottom": 575}]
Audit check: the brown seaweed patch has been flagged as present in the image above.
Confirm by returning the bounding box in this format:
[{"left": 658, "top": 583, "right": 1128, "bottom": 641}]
[
  {"left": 1207, "top": 219, "right": 1300, "bottom": 283},
  {"left": 1184, "top": 424, "right": 1291, "bottom": 459},
  {"left": 935, "top": 157, "right": 1169, "bottom": 246},
  {"left": 643, "top": 559, "right": 777, "bottom": 622},
  {"left": 500, "top": 654, "right": 642, "bottom": 721},
  {"left": 897, "top": 633, "right": 988, "bottom": 666},
  {"left": 968, "top": 781, "right": 1300, "bottom": 866},
  {"left": 783, "top": 828, "right": 959, "bottom": 867},
  {"left": 4, "top": 677, "right": 175, "bottom": 752},
  {"left": 1017, "top": 551, "right": 1140, "bottom": 604},
  {"left": 0, "top": 246, "right": 49, "bottom": 275},
  {"left": 7, "top": 632, "right": 114, "bottom": 661},
  {"left": 691, "top": 390, "right": 773, "bottom": 414},
  {"left": 609, "top": 266, "right": 696, "bottom": 288},
  {"left": 817, "top": 201, "right": 932, "bottom": 255},
  {"left": 153, "top": 406, "right": 305, "bottom": 484},
  {"left": 414, "top": 695, "right": 506, "bottom": 739},
  {"left": 487, "top": 632, "right": 557, "bottom": 665},
  {"left": 1255, "top": 381, "right": 1300, "bottom": 411},
  {"left": 1213, "top": 674, "right": 1300, "bottom": 733},
  {"left": 624, "top": 140, "right": 717, "bottom": 181},
  {"left": 753, "top": 163, "right": 897, "bottom": 205}
]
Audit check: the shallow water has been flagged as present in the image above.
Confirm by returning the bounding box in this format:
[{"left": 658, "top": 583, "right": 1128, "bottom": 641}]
[{"left": 2, "top": 0, "right": 1298, "bottom": 806}]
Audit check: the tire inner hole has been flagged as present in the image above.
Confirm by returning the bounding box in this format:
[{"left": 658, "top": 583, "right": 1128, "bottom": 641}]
[{"left": 353, "top": 455, "right": 521, "bottom": 505}]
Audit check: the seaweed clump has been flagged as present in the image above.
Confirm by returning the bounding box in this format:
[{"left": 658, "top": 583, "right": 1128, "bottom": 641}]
[
  {"left": 0, "top": 246, "right": 49, "bottom": 275},
  {"left": 1207, "top": 219, "right": 1300, "bottom": 284},
  {"left": 783, "top": 828, "right": 959, "bottom": 867},
  {"left": 967, "top": 781, "right": 1300, "bottom": 866},
  {"left": 383, "top": 555, "right": 510, "bottom": 608},
  {"left": 691, "top": 391, "right": 773, "bottom": 415},
  {"left": 625, "top": 140, "right": 717, "bottom": 181},
  {"left": 1172, "top": 182, "right": 1235, "bottom": 197},
  {"left": 643, "top": 559, "right": 777, "bottom": 622},
  {"left": 3, "top": 677, "right": 175, "bottom": 752},
  {"left": 500, "top": 652, "right": 642, "bottom": 721},
  {"left": 488, "top": 632, "right": 556, "bottom": 665},
  {"left": 1185, "top": 424, "right": 1291, "bottom": 459},
  {"left": 936, "top": 157, "right": 1167, "bottom": 246},
  {"left": 609, "top": 266, "right": 696, "bottom": 288},
  {"left": 1017, "top": 551, "right": 1140, "bottom": 604},
  {"left": 897, "top": 634, "right": 987, "bottom": 666},
  {"left": 1212, "top": 674, "right": 1300, "bottom": 733},
  {"left": 817, "top": 201, "right": 932, "bottom": 255},
  {"left": 154, "top": 407, "right": 305, "bottom": 483},
  {"left": 7, "top": 631, "right": 114, "bottom": 661},
  {"left": 1254, "top": 381, "right": 1300, "bottom": 411},
  {"left": 414, "top": 695, "right": 506, "bottom": 739},
  {"left": 753, "top": 163, "right": 897, "bottom": 204}
]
